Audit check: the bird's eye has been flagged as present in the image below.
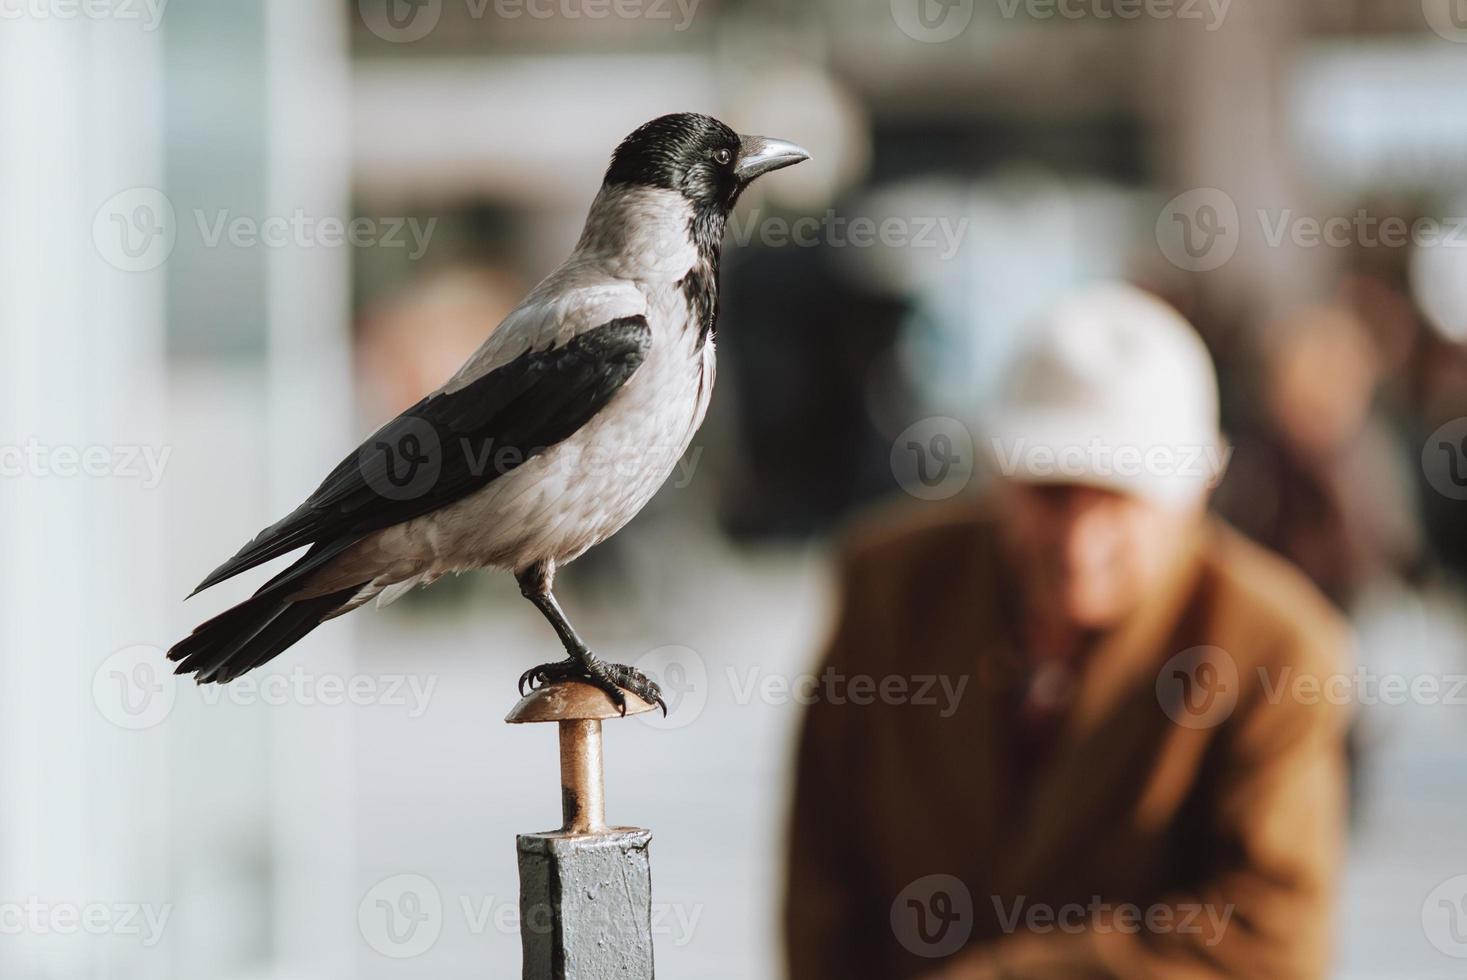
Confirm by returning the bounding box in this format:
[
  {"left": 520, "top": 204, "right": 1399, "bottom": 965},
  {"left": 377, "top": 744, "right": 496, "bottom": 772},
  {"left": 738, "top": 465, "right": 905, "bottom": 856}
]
[{"left": 713, "top": 148, "right": 732, "bottom": 166}]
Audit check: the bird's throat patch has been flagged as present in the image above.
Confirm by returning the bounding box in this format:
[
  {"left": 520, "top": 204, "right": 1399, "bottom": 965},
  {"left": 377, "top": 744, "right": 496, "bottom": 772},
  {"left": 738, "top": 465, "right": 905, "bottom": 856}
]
[{"left": 678, "top": 261, "right": 718, "bottom": 346}]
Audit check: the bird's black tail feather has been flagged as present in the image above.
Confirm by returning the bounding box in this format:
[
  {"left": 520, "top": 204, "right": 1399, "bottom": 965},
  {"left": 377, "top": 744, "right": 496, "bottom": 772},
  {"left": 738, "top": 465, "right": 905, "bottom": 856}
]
[{"left": 168, "top": 584, "right": 363, "bottom": 684}]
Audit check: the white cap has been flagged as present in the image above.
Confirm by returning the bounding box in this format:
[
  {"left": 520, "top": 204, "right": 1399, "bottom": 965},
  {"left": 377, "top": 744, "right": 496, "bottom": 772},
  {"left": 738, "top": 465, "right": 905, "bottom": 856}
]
[{"left": 983, "top": 282, "right": 1225, "bottom": 506}]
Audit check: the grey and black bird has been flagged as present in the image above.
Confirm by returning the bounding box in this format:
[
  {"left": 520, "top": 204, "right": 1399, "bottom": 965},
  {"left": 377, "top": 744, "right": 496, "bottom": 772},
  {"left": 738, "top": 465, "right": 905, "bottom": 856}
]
[{"left": 168, "top": 112, "right": 808, "bottom": 713}]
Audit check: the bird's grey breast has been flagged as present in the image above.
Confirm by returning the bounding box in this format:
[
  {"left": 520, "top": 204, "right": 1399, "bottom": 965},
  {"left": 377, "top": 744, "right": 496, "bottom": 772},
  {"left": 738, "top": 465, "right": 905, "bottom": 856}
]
[
  {"left": 398, "top": 186, "right": 718, "bottom": 572},
  {"left": 564, "top": 275, "right": 715, "bottom": 527},
  {"left": 416, "top": 282, "right": 713, "bottom": 574}
]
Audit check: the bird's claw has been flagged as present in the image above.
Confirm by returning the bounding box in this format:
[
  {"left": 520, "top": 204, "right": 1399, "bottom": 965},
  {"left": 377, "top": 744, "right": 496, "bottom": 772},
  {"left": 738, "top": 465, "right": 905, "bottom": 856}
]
[
  {"left": 518, "top": 658, "right": 579, "bottom": 697},
  {"left": 598, "top": 661, "right": 666, "bottom": 717},
  {"left": 516, "top": 656, "right": 665, "bottom": 716}
]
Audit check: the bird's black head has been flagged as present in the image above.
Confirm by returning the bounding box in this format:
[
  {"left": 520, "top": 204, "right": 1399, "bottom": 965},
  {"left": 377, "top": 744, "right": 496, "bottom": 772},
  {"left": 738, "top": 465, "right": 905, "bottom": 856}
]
[{"left": 603, "top": 112, "right": 809, "bottom": 214}]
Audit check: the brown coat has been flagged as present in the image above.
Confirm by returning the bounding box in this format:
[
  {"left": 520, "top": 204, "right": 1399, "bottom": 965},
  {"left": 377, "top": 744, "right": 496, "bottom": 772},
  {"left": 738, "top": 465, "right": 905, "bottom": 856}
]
[{"left": 784, "top": 502, "right": 1352, "bottom": 980}]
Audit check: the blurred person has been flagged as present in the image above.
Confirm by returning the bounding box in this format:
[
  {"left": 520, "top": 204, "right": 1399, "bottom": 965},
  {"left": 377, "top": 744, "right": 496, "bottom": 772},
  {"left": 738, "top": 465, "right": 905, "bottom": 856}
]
[
  {"left": 784, "top": 284, "right": 1352, "bottom": 979},
  {"left": 1216, "top": 305, "right": 1421, "bottom": 611}
]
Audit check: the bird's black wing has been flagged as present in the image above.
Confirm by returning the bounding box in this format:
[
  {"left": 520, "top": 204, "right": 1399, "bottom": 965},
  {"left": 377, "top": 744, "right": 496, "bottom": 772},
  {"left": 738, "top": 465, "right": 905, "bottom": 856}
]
[{"left": 191, "top": 315, "right": 652, "bottom": 595}]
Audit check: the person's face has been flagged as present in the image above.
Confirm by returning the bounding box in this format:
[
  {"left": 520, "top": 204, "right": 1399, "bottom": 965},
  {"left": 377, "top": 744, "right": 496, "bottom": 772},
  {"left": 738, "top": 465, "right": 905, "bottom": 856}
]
[{"left": 998, "top": 481, "right": 1202, "bottom": 630}]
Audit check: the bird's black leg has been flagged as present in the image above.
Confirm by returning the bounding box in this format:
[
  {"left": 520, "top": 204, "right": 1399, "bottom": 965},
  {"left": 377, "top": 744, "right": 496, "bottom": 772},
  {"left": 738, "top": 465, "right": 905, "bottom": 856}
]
[{"left": 514, "top": 561, "right": 665, "bottom": 716}]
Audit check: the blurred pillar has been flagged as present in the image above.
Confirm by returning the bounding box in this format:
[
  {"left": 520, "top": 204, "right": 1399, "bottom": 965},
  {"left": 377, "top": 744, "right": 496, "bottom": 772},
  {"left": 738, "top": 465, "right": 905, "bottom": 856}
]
[
  {"left": 0, "top": 8, "right": 171, "bottom": 979},
  {"left": 1145, "top": 2, "right": 1333, "bottom": 323},
  {"left": 161, "top": 0, "right": 284, "bottom": 974},
  {"left": 261, "top": 0, "right": 357, "bottom": 976},
  {"left": 163, "top": 0, "right": 357, "bottom": 973}
]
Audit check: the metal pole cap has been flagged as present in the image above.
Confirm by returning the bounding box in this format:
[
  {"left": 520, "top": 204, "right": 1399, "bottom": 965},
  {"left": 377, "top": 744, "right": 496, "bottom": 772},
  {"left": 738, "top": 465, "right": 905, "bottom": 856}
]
[{"left": 505, "top": 681, "right": 659, "bottom": 724}]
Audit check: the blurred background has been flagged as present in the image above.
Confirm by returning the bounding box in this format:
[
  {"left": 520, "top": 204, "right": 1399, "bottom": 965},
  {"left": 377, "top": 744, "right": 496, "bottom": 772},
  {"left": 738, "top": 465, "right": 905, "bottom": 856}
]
[{"left": 4, "top": 0, "right": 1467, "bottom": 976}]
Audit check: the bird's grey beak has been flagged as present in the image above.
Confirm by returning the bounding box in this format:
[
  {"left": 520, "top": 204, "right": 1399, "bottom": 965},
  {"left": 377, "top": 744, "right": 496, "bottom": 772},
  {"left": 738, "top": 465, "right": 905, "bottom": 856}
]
[{"left": 735, "top": 135, "right": 810, "bottom": 182}]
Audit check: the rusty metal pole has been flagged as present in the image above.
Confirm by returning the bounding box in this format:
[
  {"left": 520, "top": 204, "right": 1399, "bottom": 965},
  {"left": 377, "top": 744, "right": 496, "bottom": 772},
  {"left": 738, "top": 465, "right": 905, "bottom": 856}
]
[
  {"left": 506, "top": 682, "right": 658, "bottom": 979},
  {"left": 557, "top": 718, "right": 605, "bottom": 834}
]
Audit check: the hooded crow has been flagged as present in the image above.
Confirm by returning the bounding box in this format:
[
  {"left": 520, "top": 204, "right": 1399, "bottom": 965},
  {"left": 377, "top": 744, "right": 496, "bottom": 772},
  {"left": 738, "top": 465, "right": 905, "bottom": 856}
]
[{"left": 168, "top": 112, "right": 809, "bottom": 713}]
